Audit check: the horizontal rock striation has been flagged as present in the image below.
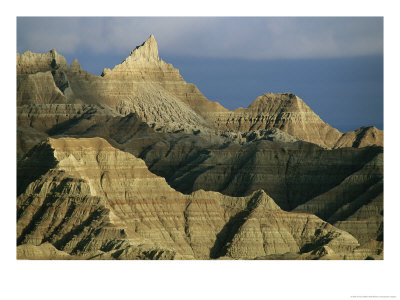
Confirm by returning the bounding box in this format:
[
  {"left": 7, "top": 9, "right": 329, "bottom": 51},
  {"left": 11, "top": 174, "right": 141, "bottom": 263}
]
[
  {"left": 17, "top": 36, "right": 382, "bottom": 149},
  {"left": 17, "top": 243, "right": 72, "bottom": 260},
  {"left": 17, "top": 72, "right": 68, "bottom": 106},
  {"left": 17, "top": 103, "right": 123, "bottom": 159},
  {"left": 293, "top": 152, "right": 383, "bottom": 245},
  {"left": 210, "top": 93, "right": 343, "bottom": 148},
  {"left": 17, "top": 137, "right": 365, "bottom": 259},
  {"left": 17, "top": 49, "right": 68, "bottom": 75},
  {"left": 100, "top": 35, "right": 228, "bottom": 115},
  {"left": 16, "top": 35, "right": 384, "bottom": 260},
  {"left": 333, "top": 126, "right": 383, "bottom": 148},
  {"left": 136, "top": 136, "right": 382, "bottom": 211}
]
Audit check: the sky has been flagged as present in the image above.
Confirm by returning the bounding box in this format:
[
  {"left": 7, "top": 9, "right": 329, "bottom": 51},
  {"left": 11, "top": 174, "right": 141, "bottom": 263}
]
[{"left": 16, "top": 17, "right": 383, "bottom": 132}]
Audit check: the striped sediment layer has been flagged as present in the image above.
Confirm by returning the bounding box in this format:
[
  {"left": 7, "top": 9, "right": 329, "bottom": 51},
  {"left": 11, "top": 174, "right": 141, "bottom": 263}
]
[{"left": 17, "top": 137, "right": 369, "bottom": 260}]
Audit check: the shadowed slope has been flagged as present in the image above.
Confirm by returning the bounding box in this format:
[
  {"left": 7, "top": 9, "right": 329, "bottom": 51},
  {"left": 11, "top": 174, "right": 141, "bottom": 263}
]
[{"left": 17, "top": 137, "right": 366, "bottom": 260}]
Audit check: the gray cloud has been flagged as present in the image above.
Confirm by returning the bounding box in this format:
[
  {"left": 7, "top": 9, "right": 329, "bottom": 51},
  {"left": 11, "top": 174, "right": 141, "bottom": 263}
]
[{"left": 17, "top": 17, "right": 383, "bottom": 59}]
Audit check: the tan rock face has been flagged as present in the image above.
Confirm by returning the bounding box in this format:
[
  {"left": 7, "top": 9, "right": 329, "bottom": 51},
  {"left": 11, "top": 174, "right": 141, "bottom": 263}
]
[
  {"left": 17, "top": 243, "right": 72, "bottom": 260},
  {"left": 17, "top": 137, "right": 191, "bottom": 258},
  {"left": 210, "top": 93, "right": 343, "bottom": 148},
  {"left": 17, "top": 49, "right": 68, "bottom": 75},
  {"left": 16, "top": 35, "right": 384, "bottom": 260},
  {"left": 140, "top": 136, "right": 382, "bottom": 212},
  {"left": 17, "top": 137, "right": 364, "bottom": 259},
  {"left": 333, "top": 126, "right": 383, "bottom": 148},
  {"left": 58, "top": 35, "right": 226, "bottom": 130},
  {"left": 17, "top": 72, "right": 68, "bottom": 106},
  {"left": 225, "top": 210, "right": 359, "bottom": 259},
  {"left": 16, "top": 36, "right": 382, "bottom": 149},
  {"left": 101, "top": 35, "right": 228, "bottom": 115}
]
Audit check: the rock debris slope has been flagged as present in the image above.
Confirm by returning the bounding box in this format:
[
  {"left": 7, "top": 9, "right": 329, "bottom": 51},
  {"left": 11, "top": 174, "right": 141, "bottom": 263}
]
[
  {"left": 18, "top": 137, "right": 371, "bottom": 260},
  {"left": 16, "top": 35, "right": 384, "bottom": 260}
]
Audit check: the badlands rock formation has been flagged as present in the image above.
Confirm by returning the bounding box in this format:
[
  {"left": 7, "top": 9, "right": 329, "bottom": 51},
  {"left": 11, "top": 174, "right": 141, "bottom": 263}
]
[
  {"left": 333, "top": 126, "right": 383, "bottom": 149},
  {"left": 17, "top": 35, "right": 223, "bottom": 133},
  {"left": 211, "top": 93, "right": 343, "bottom": 148},
  {"left": 18, "top": 137, "right": 371, "bottom": 260},
  {"left": 16, "top": 35, "right": 384, "bottom": 259},
  {"left": 17, "top": 35, "right": 383, "bottom": 149},
  {"left": 17, "top": 49, "right": 68, "bottom": 74},
  {"left": 100, "top": 35, "right": 228, "bottom": 115},
  {"left": 140, "top": 139, "right": 382, "bottom": 210},
  {"left": 293, "top": 152, "right": 383, "bottom": 245},
  {"left": 17, "top": 243, "right": 72, "bottom": 260}
]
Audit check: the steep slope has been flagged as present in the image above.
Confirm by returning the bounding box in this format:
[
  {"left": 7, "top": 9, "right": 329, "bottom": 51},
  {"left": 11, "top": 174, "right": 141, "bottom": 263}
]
[
  {"left": 17, "top": 72, "right": 68, "bottom": 106},
  {"left": 17, "top": 39, "right": 214, "bottom": 134},
  {"left": 24, "top": 109, "right": 381, "bottom": 218},
  {"left": 100, "top": 35, "right": 228, "bottom": 116},
  {"left": 17, "top": 137, "right": 365, "bottom": 259},
  {"left": 17, "top": 126, "right": 49, "bottom": 161},
  {"left": 135, "top": 136, "right": 382, "bottom": 211},
  {"left": 333, "top": 126, "right": 383, "bottom": 148},
  {"left": 60, "top": 35, "right": 225, "bottom": 131},
  {"left": 17, "top": 137, "right": 193, "bottom": 258},
  {"left": 17, "top": 114, "right": 383, "bottom": 258},
  {"left": 211, "top": 93, "right": 343, "bottom": 148},
  {"left": 17, "top": 36, "right": 382, "bottom": 149},
  {"left": 17, "top": 104, "right": 119, "bottom": 134},
  {"left": 17, "top": 49, "right": 68, "bottom": 74},
  {"left": 16, "top": 37, "right": 384, "bottom": 260},
  {"left": 17, "top": 49, "right": 79, "bottom": 104},
  {"left": 16, "top": 103, "right": 123, "bottom": 159},
  {"left": 17, "top": 243, "right": 72, "bottom": 260},
  {"left": 293, "top": 152, "right": 383, "bottom": 245}
]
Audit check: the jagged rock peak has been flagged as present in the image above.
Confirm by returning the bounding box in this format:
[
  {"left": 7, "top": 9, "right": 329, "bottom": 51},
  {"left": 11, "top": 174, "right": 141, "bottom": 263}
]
[
  {"left": 250, "top": 92, "right": 299, "bottom": 106},
  {"left": 70, "top": 59, "right": 82, "bottom": 72},
  {"left": 243, "top": 92, "right": 315, "bottom": 115},
  {"left": 215, "top": 92, "right": 343, "bottom": 148},
  {"left": 49, "top": 48, "right": 58, "bottom": 56},
  {"left": 333, "top": 125, "right": 383, "bottom": 149},
  {"left": 128, "top": 34, "right": 159, "bottom": 61},
  {"left": 17, "top": 49, "right": 68, "bottom": 74},
  {"left": 101, "top": 35, "right": 162, "bottom": 76},
  {"left": 251, "top": 189, "right": 282, "bottom": 211}
]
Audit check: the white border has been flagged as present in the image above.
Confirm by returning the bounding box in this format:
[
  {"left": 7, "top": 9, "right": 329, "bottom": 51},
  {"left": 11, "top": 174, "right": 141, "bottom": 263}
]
[{"left": 2, "top": 1, "right": 399, "bottom": 299}]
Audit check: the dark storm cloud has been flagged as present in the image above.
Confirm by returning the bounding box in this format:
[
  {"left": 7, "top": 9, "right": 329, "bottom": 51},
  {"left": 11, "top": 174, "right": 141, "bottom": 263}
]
[{"left": 17, "top": 17, "right": 382, "bottom": 59}]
